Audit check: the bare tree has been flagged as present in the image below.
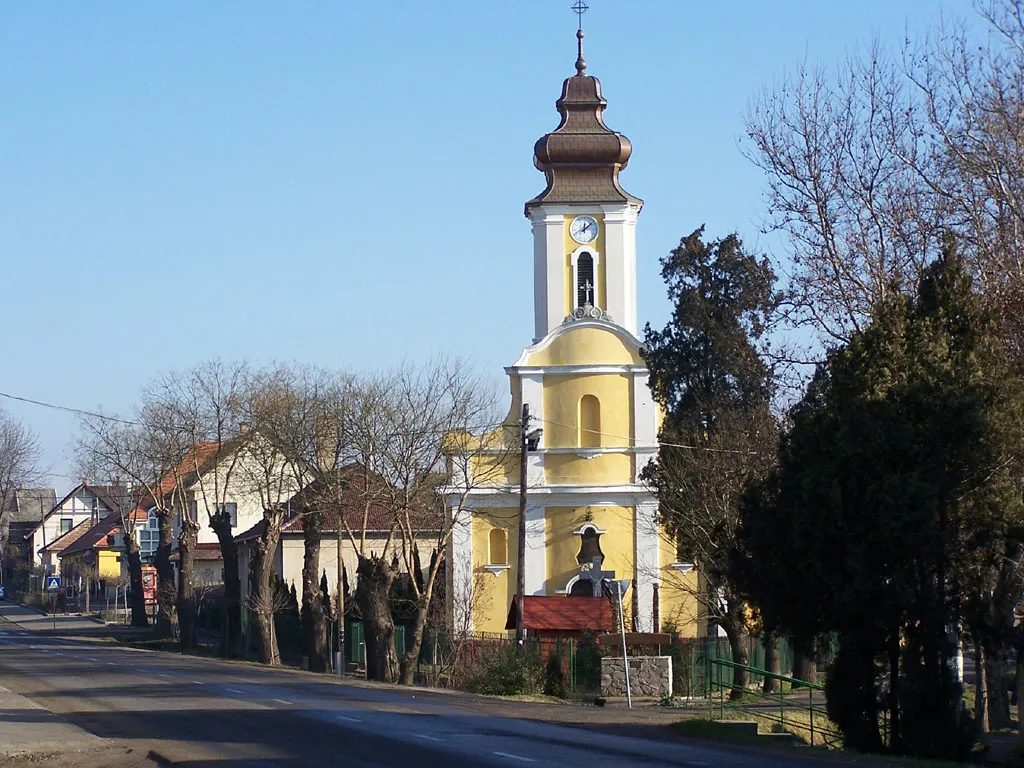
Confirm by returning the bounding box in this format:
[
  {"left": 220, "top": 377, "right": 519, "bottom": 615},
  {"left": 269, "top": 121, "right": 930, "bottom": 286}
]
[
  {"left": 76, "top": 419, "right": 155, "bottom": 629},
  {"left": 0, "top": 409, "right": 43, "bottom": 582},
  {"left": 232, "top": 367, "right": 307, "bottom": 666},
  {"left": 385, "top": 360, "right": 507, "bottom": 686},
  {"left": 744, "top": 43, "right": 944, "bottom": 346},
  {"left": 148, "top": 361, "right": 248, "bottom": 656},
  {"left": 243, "top": 364, "right": 351, "bottom": 673}
]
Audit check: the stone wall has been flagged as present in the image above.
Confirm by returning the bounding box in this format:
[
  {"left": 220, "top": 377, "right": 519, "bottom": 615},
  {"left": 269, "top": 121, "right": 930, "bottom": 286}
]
[{"left": 601, "top": 656, "right": 672, "bottom": 698}]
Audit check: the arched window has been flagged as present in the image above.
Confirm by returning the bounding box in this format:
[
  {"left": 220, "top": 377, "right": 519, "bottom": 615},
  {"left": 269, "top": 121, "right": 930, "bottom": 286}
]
[
  {"left": 488, "top": 528, "right": 508, "bottom": 565},
  {"left": 576, "top": 252, "right": 595, "bottom": 308},
  {"left": 575, "top": 524, "right": 605, "bottom": 566},
  {"left": 578, "top": 395, "right": 601, "bottom": 448}
]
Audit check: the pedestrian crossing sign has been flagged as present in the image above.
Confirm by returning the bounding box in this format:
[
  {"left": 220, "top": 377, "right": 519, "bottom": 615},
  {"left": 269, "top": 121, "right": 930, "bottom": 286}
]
[{"left": 45, "top": 575, "right": 61, "bottom": 592}]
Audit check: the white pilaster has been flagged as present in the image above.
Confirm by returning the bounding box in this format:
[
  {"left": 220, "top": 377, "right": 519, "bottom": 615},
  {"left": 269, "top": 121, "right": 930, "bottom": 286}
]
[
  {"left": 632, "top": 370, "right": 658, "bottom": 481},
  {"left": 601, "top": 204, "right": 640, "bottom": 336},
  {"left": 634, "top": 499, "right": 660, "bottom": 632},
  {"left": 525, "top": 503, "right": 547, "bottom": 595},
  {"left": 450, "top": 507, "right": 474, "bottom": 633},
  {"left": 532, "top": 210, "right": 567, "bottom": 341}
]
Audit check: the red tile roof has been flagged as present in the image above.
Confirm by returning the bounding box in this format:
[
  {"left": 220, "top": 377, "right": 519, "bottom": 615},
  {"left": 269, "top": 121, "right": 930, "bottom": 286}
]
[
  {"left": 505, "top": 596, "right": 613, "bottom": 633},
  {"left": 279, "top": 466, "right": 440, "bottom": 534},
  {"left": 58, "top": 509, "right": 146, "bottom": 558}
]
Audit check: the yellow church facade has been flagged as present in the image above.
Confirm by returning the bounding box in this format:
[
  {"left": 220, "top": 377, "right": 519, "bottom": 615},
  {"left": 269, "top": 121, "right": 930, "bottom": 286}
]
[{"left": 446, "top": 32, "right": 700, "bottom": 637}]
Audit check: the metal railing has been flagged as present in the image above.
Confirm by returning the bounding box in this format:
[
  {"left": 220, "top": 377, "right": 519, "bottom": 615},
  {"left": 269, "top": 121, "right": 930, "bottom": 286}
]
[{"left": 708, "top": 657, "right": 841, "bottom": 747}]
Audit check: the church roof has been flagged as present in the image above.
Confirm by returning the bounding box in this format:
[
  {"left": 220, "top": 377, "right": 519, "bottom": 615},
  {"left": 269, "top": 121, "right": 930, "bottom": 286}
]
[
  {"left": 505, "top": 595, "right": 613, "bottom": 633},
  {"left": 525, "top": 30, "right": 642, "bottom": 212}
]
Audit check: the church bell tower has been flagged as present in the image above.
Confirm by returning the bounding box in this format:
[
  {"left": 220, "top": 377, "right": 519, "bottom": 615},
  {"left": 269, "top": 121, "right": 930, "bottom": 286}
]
[{"left": 526, "top": 27, "right": 643, "bottom": 342}]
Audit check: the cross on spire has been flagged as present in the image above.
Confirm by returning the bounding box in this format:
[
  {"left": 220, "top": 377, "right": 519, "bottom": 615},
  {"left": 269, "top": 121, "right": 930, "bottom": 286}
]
[
  {"left": 572, "top": 0, "right": 589, "bottom": 30},
  {"left": 571, "top": 1, "right": 589, "bottom": 75}
]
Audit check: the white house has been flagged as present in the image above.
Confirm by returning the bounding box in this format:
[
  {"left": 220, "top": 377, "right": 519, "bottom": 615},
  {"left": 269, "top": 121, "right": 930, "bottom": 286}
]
[{"left": 28, "top": 484, "right": 123, "bottom": 572}]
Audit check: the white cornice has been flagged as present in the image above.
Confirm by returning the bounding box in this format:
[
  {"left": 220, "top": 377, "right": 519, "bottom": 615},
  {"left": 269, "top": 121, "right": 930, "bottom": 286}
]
[
  {"left": 506, "top": 364, "right": 648, "bottom": 375},
  {"left": 444, "top": 485, "right": 655, "bottom": 506}
]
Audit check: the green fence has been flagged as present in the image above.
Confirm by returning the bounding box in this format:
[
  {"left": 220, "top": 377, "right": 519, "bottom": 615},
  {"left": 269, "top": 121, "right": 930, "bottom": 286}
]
[{"left": 708, "top": 657, "right": 842, "bottom": 747}]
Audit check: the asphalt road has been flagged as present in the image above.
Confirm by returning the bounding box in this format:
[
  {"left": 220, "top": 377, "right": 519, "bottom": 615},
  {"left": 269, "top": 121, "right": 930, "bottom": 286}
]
[{"left": 0, "top": 616, "right": 844, "bottom": 768}]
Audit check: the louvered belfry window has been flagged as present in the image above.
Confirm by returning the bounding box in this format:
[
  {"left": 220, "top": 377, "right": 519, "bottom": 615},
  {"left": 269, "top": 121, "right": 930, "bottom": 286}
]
[{"left": 577, "top": 252, "right": 595, "bottom": 308}]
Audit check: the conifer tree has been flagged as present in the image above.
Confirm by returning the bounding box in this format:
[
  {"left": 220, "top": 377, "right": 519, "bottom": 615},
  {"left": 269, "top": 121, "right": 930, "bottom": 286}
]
[{"left": 643, "top": 227, "right": 779, "bottom": 696}]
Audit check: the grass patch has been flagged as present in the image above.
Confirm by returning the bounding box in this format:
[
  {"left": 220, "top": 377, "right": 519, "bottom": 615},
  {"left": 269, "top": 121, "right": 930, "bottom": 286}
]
[{"left": 674, "top": 718, "right": 770, "bottom": 747}]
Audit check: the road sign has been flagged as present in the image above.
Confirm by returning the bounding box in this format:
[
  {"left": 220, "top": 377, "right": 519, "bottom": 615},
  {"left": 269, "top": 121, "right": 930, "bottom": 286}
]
[{"left": 45, "top": 575, "right": 61, "bottom": 592}]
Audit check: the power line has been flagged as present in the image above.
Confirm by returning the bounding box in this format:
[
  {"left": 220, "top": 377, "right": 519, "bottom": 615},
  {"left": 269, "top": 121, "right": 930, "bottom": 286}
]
[{"left": 0, "top": 391, "right": 139, "bottom": 426}]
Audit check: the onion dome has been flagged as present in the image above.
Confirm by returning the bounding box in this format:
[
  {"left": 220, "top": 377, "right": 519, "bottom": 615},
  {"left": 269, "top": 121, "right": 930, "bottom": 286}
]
[{"left": 525, "top": 30, "right": 642, "bottom": 213}]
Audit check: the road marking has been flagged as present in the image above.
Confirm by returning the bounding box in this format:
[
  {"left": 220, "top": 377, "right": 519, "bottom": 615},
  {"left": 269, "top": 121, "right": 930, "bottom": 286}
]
[
  {"left": 336, "top": 715, "right": 362, "bottom": 723},
  {"left": 159, "top": 673, "right": 173, "bottom": 678},
  {"left": 88, "top": 657, "right": 99, "bottom": 662},
  {"left": 273, "top": 698, "right": 292, "bottom": 705},
  {"left": 493, "top": 753, "right": 535, "bottom": 763},
  {"left": 193, "top": 681, "right": 204, "bottom": 686},
  {"left": 227, "top": 688, "right": 244, "bottom": 694},
  {"left": 106, "top": 662, "right": 117, "bottom": 666},
  {"left": 416, "top": 734, "right": 444, "bottom": 743}
]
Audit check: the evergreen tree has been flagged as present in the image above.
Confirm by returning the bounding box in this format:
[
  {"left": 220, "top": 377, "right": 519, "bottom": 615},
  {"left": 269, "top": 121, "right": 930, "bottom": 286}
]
[
  {"left": 642, "top": 227, "right": 779, "bottom": 697},
  {"left": 734, "top": 240, "right": 1024, "bottom": 757}
]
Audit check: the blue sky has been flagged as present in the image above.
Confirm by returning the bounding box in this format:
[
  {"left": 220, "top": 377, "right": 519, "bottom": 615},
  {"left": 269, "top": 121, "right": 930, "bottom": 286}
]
[{"left": 2, "top": 1, "right": 972, "bottom": 487}]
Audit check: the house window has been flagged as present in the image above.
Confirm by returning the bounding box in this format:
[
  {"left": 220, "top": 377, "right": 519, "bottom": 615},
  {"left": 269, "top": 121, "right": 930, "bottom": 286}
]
[
  {"left": 576, "top": 252, "right": 595, "bottom": 308},
  {"left": 488, "top": 528, "right": 508, "bottom": 565},
  {"left": 138, "top": 509, "right": 160, "bottom": 561},
  {"left": 578, "top": 395, "right": 601, "bottom": 448},
  {"left": 59, "top": 519, "right": 73, "bottom": 535},
  {"left": 216, "top": 502, "right": 238, "bottom": 527}
]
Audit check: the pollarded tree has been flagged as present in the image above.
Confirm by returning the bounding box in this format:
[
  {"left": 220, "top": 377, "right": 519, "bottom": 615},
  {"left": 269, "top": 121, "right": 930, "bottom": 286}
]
[{"left": 642, "top": 227, "right": 780, "bottom": 696}]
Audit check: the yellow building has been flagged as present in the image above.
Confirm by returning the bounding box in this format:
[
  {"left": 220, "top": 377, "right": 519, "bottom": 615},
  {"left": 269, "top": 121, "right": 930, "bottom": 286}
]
[{"left": 446, "top": 31, "right": 699, "bottom": 636}]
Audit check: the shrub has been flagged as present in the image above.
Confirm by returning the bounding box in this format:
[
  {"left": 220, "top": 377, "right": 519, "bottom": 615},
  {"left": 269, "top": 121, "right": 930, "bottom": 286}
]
[
  {"left": 467, "top": 642, "right": 544, "bottom": 696},
  {"left": 575, "top": 631, "right": 603, "bottom": 692},
  {"left": 544, "top": 652, "right": 567, "bottom": 698}
]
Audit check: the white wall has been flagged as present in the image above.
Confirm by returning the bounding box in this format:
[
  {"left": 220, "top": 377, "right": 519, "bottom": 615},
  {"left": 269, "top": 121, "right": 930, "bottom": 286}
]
[{"left": 32, "top": 488, "right": 114, "bottom": 569}]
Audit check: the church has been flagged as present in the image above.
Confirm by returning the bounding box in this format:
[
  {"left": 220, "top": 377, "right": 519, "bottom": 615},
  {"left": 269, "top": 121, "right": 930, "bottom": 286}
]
[{"left": 446, "top": 25, "right": 700, "bottom": 637}]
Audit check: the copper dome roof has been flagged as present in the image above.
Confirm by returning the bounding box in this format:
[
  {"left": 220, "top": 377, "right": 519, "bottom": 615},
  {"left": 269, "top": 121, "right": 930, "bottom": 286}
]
[{"left": 526, "top": 32, "right": 642, "bottom": 212}]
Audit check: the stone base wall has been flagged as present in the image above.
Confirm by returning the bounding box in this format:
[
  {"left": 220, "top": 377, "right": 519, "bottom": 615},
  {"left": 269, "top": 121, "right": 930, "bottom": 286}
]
[{"left": 601, "top": 656, "right": 672, "bottom": 698}]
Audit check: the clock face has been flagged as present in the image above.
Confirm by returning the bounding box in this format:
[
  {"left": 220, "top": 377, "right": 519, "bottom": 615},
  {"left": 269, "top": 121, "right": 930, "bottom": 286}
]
[{"left": 570, "top": 215, "right": 599, "bottom": 244}]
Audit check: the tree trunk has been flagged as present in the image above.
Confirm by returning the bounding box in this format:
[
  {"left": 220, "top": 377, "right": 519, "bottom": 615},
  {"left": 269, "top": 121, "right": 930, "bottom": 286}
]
[
  {"left": 1016, "top": 654, "right": 1024, "bottom": 748},
  {"left": 889, "top": 628, "right": 901, "bottom": 751},
  {"left": 356, "top": 553, "right": 399, "bottom": 683},
  {"left": 301, "top": 513, "right": 328, "bottom": 673},
  {"left": 153, "top": 508, "right": 176, "bottom": 638},
  {"left": 793, "top": 642, "right": 818, "bottom": 688},
  {"left": 177, "top": 522, "right": 197, "bottom": 653},
  {"left": 124, "top": 541, "right": 148, "bottom": 628},
  {"left": 252, "top": 513, "right": 283, "bottom": 666},
  {"left": 762, "top": 630, "right": 781, "bottom": 694},
  {"left": 976, "top": 642, "right": 989, "bottom": 735},
  {"left": 721, "top": 616, "right": 749, "bottom": 700},
  {"left": 985, "top": 643, "right": 1011, "bottom": 730},
  {"left": 399, "top": 549, "right": 443, "bottom": 686},
  {"left": 210, "top": 515, "right": 241, "bottom": 657}
]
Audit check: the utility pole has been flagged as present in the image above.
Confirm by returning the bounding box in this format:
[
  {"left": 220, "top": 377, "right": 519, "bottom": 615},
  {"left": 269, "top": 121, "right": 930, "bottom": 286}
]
[{"left": 515, "top": 403, "right": 529, "bottom": 644}]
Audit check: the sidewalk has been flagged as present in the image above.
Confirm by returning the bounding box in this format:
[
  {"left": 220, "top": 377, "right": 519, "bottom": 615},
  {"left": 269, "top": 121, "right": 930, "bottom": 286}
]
[
  {"left": 0, "top": 600, "right": 152, "bottom": 642},
  {"left": 0, "top": 683, "right": 101, "bottom": 757}
]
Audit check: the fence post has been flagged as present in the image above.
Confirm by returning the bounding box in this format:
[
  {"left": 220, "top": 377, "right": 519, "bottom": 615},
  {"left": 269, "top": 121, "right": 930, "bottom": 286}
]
[{"left": 809, "top": 687, "right": 814, "bottom": 746}]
